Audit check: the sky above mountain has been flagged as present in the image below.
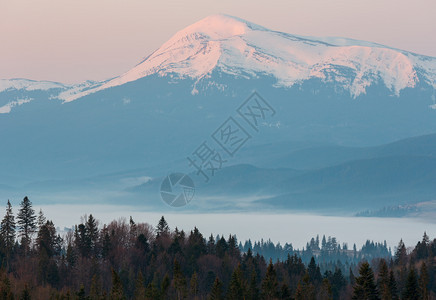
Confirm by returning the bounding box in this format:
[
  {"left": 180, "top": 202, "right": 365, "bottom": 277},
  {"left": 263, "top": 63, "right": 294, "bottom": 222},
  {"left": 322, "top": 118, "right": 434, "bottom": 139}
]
[{"left": 2, "top": 0, "right": 435, "bottom": 83}]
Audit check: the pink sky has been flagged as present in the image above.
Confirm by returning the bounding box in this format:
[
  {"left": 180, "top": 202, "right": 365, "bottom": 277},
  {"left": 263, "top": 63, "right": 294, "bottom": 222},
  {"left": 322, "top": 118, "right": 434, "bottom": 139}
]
[{"left": 1, "top": 0, "right": 435, "bottom": 83}]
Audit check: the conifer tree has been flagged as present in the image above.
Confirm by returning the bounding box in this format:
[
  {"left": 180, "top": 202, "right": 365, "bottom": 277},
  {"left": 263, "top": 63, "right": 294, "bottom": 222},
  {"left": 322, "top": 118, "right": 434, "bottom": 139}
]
[
  {"left": 17, "top": 196, "right": 36, "bottom": 254},
  {"left": 261, "top": 259, "right": 279, "bottom": 299},
  {"left": 190, "top": 272, "right": 199, "bottom": 299},
  {"left": 280, "top": 283, "right": 292, "bottom": 300},
  {"left": 101, "top": 227, "right": 112, "bottom": 260},
  {"left": 37, "top": 209, "right": 46, "bottom": 229},
  {"left": 377, "top": 259, "right": 391, "bottom": 300},
  {"left": 209, "top": 277, "right": 223, "bottom": 300},
  {"left": 0, "top": 200, "right": 16, "bottom": 262},
  {"left": 330, "top": 268, "right": 346, "bottom": 298},
  {"left": 227, "top": 264, "right": 245, "bottom": 299},
  {"left": 295, "top": 272, "right": 316, "bottom": 300},
  {"left": 394, "top": 239, "right": 407, "bottom": 266},
  {"left": 403, "top": 268, "right": 419, "bottom": 300},
  {"left": 161, "top": 274, "right": 170, "bottom": 299},
  {"left": 227, "top": 234, "right": 239, "bottom": 257},
  {"left": 207, "top": 234, "right": 216, "bottom": 255},
  {"left": 133, "top": 271, "right": 146, "bottom": 300},
  {"left": 86, "top": 214, "right": 99, "bottom": 256},
  {"left": 145, "top": 281, "right": 160, "bottom": 300},
  {"left": 90, "top": 274, "right": 102, "bottom": 300},
  {"left": 319, "top": 278, "right": 333, "bottom": 300},
  {"left": 157, "top": 216, "right": 169, "bottom": 237},
  {"left": 248, "top": 271, "right": 259, "bottom": 300},
  {"left": 352, "top": 262, "right": 379, "bottom": 300},
  {"left": 216, "top": 236, "right": 228, "bottom": 258},
  {"left": 388, "top": 270, "right": 398, "bottom": 300},
  {"left": 111, "top": 269, "right": 126, "bottom": 300},
  {"left": 419, "top": 262, "right": 429, "bottom": 300},
  {"left": 307, "top": 256, "right": 322, "bottom": 283},
  {"left": 173, "top": 259, "right": 186, "bottom": 300}
]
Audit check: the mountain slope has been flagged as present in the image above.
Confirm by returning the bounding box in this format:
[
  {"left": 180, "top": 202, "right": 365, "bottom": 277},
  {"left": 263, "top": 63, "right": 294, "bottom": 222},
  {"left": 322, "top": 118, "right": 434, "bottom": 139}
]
[
  {"left": 59, "top": 14, "right": 436, "bottom": 101},
  {"left": 1, "top": 14, "right": 436, "bottom": 107}
]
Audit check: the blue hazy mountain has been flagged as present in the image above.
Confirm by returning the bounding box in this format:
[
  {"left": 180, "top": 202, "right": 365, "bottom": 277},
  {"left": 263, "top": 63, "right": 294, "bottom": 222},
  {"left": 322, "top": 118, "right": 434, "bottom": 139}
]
[
  {"left": 129, "top": 133, "right": 436, "bottom": 212},
  {"left": 0, "top": 15, "right": 435, "bottom": 214}
]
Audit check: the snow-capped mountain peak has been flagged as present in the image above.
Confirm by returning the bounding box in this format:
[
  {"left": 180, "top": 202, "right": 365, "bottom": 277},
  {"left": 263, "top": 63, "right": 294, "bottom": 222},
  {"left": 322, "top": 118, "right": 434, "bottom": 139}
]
[
  {"left": 4, "top": 14, "right": 435, "bottom": 102},
  {"left": 58, "top": 14, "right": 435, "bottom": 101},
  {"left": 165, "top": 14, "right": 262, "bottom": 40}
]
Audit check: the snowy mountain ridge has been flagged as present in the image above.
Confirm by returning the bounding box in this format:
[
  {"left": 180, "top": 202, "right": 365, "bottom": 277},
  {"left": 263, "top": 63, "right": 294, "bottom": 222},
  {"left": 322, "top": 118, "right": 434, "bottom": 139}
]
[
  {"left": 59, "top": 14, "right": 434, "bottom": 101},
  {"left": 2, "top": 14, "right": 436, "bottom": 104},
  {"left": 0, "top": 78, "right": 66, "bottom": 93}
]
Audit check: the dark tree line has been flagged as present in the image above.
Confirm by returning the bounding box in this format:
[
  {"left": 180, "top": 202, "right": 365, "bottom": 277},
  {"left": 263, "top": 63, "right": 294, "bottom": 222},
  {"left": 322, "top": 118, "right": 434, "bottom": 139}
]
[
  {"left": 242, "top": 235, "right": 391, "bottom": 276},
  {"left": 0, "top": 197, "right": 435, "bottom": 299}
]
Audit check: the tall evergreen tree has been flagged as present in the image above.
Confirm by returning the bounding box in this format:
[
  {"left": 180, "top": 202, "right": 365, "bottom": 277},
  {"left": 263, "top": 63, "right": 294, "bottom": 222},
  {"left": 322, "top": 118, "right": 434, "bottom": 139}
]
[
  {"left": 207, "top": 234, "right": 216, "bottom": 255},
  {"left": 209, "top": 277, "right": 223, "bottom": 300},
  {"left": 352, "top": 262, "right": 379, "bottom": 300},
  {"left": 419, "top": 262, "right": 429, "bottom": 300},
  {"left": 216, "top": 236, "right": 228, "bottom": 258},
  {"left": 37, "top": 220, "right": 60, "bottom": 285},
  {"left": 90, "top": 274, "right": 102, "bottom": 300},
  {"left": 247, "top": 271, "right": 259, "bottom": 300},
  {"left": 157, "top": 216, "right": 169, "bottom": 237},
  {"left": 402, "top": 268, "right": 419, "bottom": 300},
  {"left": 0, "top": 200, "right": 16, "bottom": 260},
  {"left": 307, "top": 256, "right": 322, "bottom": 284},
  {"left": 173, "top": 259, "right": 186, "bottom": 300},
  {"left": 261, "top": 259, "right": 279, "bottom": 300},
  {"left": 280, "top": 283, "right": 292, "bottom": 300},
  {"left": 319, "top": 278, "right": 333, "bottom": 300},
  {"left": 133, "top": 271, "right": 146, "bottom": 300},
  {"left": 227, "top": 235, "right": 239, "bottom": 257},
  {"left": 295, "top": 272, "right": 316, "bottom": 300},
  {"left": 86, "top": 214, "right": 99, "bottom": 256},
  {"left": 161, "top": 274, "right": 170, "bottom": 299},
  {"left": 394, "top": 239, "right": 407, "bottom": 266},
  {"left": 145, "top": 281, "right": 160, "bottom": 300},
  {"left": 377, "top": 259, "right": 391, "bottom": 300},
  {"left": 227, "top": 264, "right": 245, "bottom": 299},
  {"left": 16, "top": 196, "right": 36, "bottom": 254},
  {"left": 75, "top": 223, "right": 89, "bottom": 257},
  {"left": 187, "top": 272, "right": 197, "bottom": 299},
  {"left": 101, "top": 226, "right": 112, "bottom": 260},
  {"left": 111, "top": 268, "right": 126, "bottom": 300},
  {"left": 388, "top": 270, "right": 398, "bottom": 300},
  {"left": 37, "top": 208, "right": 46, "bottom": 229},
  {"left": 330, "top": 268, "right": 346, "bottom": 299}
]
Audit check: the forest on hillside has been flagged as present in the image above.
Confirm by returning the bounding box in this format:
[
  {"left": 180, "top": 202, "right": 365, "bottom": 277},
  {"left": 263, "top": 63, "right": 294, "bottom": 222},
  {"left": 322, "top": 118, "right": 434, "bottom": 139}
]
[{"left": 0, "top": 197, "right": 434, "bottom": 299}]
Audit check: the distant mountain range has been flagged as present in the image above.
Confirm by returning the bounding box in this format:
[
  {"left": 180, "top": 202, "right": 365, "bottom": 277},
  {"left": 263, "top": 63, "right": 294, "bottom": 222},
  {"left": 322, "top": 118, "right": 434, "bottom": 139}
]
[
  {"left": 131, "top": 133, "right": 436, "bottom": 213},
  {"left": 1, "top": 14, "right": 435, "bottom": 215}
]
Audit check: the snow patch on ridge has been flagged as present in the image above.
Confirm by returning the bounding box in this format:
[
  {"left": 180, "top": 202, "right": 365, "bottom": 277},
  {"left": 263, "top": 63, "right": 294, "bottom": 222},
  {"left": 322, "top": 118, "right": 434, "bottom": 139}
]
[
  {"left": 0, "top": 79, "right": 65, "bottom": 93},
  {"left": 0, "top": 98, "right": 33, "bottom": 114}
]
